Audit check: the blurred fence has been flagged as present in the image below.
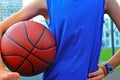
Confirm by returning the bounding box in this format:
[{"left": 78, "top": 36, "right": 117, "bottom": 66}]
[{"left": 0, "top": 0, "right": 22, "bottom": 21}]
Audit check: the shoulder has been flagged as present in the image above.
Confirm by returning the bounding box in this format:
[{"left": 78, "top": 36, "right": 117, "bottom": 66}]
[
  {"left": 104, "top": 0, "right": 120, "bottom": 31},
  {"left": 105, "top": 0, "right": 118, "bottom": 13}
]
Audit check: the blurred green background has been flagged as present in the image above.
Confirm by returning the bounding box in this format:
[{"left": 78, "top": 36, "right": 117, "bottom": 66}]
[{"left": 100, "top": 48, "right": 120, "bottom": 70}]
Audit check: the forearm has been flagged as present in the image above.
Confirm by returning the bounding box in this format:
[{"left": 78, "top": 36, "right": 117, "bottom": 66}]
[
  {"left": 107, "top": 49, "right": 120, "bottom": 68},
  {"left": 0, "top": 8, "right": 37, "bottom": 71},
  {"left": 0, "top": 32, "right": 5, "bottom": 70},
  {"left": 0, "top": 9, "right": 34, "bottom": 33},
  {"left": 0, "top": 54, "right": 5, "bottom": 70},
  {"left": 102, "top": 49, "right": 120, "bottom": 76}
]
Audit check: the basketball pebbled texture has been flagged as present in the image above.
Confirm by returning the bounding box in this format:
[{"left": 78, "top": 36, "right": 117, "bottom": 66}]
[{"left": 1, "top": 21, "right": 56, "bottom": 76}]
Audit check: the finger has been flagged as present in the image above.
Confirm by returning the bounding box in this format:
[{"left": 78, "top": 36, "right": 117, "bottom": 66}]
[
  {"left": 17, "top": 78, "right": 20, "bottom": 80},
  {"left": 88, "top": 74, "right": 104, "bottom": 80},
  {"left": 10, "top": 72, "right": 20, "bottom": 80},
  {"left": 15, "top": 73, "right": 20, "bottom": 80},
  {"left": 11, "top": 76, "right": 20, "bottom": 80},
  {"left": 88, "top": 70, "right": 102, "bottom": 78}
]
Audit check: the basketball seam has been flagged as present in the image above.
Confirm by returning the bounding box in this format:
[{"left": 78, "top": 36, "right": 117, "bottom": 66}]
[
  {"left": 5, "top": 33, "right": 30, "bottom": 53},
  {"left": 23, "top": 22, "right": 36, "bottom": 47},
  {"left": 15, "top": 56, "right": 35, "bottom": 75},
  {"left": 4, "top": 34, "right": 35, "bottom": 74},
  {"left": 2, "top": 54, "right": 35, "bottom": 75},
  {"left": 36, "top": 44, "right": 56, "bottom": 50},
  {"left": 3, "top": 22, "right": 55, "bottom": 75},
  {"left": 4, "top": 30, "right": 50, "bottom": 75},
  {"left": 31, "top": 52, "right": 51, "bottom": 65},
  {"left": 13, "top": 22, "right": 50, "bottom": 73},
  {"left": 4, "top": 28, "right": 51, "bottom": 65},
  {"left": 24, "top": 22, "right": 56, "bottom": 50},
  {"left": 2, "top": 54, "right": 26, "bottom": 58},
  {"left": 23, "top": 22, "right": 51, "bottom": 64}
]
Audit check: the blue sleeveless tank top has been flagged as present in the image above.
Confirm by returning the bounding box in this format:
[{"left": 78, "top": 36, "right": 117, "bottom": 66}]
[{"left": 43, "top": 0, "right": 105, "bottom": 80}]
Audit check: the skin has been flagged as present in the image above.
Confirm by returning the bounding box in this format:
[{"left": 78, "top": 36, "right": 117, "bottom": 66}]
[
  {"left": 88, "top": 0, "right": 120, "bottom": 80},
  {"left": 0, "top": 0, "right": 120, "bottom": 80}
]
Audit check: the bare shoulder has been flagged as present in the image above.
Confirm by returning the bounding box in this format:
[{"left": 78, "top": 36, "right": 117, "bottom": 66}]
[
  {"left": 22, "top": 0, "right": 48, "bottom": 17},
  {"left": 105, "top": 0, "right": 120, "bottom": 31},
  {"left": 38, "top": 0, "right": 47, "bottom": 9},
  {"left": 105, "top": 0, "right": 119, "bottom": 13}
]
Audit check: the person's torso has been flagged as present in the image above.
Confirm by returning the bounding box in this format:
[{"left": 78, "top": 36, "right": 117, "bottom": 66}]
[{"left": 43, "top": 0, "right": 105, "bottom": 80}]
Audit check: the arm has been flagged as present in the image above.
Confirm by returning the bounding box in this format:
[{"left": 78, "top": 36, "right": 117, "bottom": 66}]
[
  {"left": 101, "top": 0, "right": 120, "bottom": 76},
  {"left": 0, "top": 0, "right": 47, "bottom": 80},
  {"left": 88, "top": 0, "right": 120, "bottom": 79},
  {"left": 0, "top": 0, "right": 47, "bottom": 33}
]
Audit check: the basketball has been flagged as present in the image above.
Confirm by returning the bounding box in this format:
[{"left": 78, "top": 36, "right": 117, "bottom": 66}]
[{"left": 1, "top": 21, "right": 56, "bottom": 76}]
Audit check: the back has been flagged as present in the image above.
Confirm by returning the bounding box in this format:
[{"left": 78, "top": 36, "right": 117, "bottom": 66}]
[{"left": 44, "top": 0, "right": 105, "bottom": 80}]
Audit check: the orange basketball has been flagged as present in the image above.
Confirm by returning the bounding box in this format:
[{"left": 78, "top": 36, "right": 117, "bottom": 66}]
[{"left": 1, "top": 21, "right": 56, "bottom": 76}]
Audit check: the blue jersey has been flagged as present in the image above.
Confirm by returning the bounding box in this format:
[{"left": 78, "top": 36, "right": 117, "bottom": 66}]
[{"left": 43, "top": 0, "right": 105, "bottom": 80}]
